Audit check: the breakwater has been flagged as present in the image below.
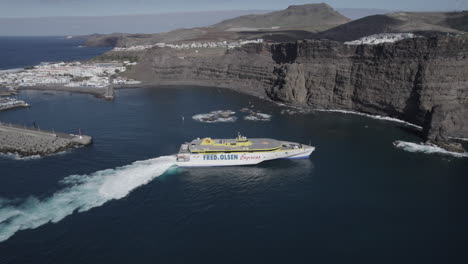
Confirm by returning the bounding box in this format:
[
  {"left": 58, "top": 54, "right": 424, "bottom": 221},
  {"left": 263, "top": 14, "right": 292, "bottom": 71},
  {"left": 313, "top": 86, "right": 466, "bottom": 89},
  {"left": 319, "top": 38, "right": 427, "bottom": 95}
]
[
  {"left": 0, "top": 97, "right": 29, "bottom": 111},
  {"left": 0, "top": 122, "right": 92, "bottom": 157}
]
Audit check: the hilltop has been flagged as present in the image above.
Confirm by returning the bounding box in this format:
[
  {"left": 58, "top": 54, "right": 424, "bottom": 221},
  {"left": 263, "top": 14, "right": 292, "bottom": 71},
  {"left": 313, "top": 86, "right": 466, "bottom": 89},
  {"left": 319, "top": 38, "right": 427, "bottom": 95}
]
[
  {"left": 212, "top": 3, "right": 350, "bottom": 32},
  {"left": 316, "top": 11, "right": 468, "bottom": 41},
  {"left": 83, "top": 3, "right": 350, "bottom": 47},
  {"left": 81, "top": 5, "right": 468, "bottom": 47}
]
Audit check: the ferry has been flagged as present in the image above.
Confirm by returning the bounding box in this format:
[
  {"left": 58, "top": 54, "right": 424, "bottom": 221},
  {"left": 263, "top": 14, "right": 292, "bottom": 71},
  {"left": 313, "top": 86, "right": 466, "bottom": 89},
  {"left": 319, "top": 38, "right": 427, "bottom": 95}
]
[{"left": 176, "top": 133, "right": 315, "bottom": 167}]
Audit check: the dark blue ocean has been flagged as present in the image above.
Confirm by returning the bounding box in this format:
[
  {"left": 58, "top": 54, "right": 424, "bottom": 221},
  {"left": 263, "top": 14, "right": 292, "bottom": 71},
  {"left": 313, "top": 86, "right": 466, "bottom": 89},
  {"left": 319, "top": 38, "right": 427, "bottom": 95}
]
[
  {"left": 0, "top": 36, "right": 111, "bottom": 70},
  {"left": 0, "top": 37, "right": 467, "bottom": 264}
]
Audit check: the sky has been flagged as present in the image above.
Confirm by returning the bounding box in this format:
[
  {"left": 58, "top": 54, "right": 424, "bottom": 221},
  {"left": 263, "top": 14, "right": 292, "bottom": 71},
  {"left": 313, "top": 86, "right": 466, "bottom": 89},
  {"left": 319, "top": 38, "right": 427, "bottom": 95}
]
[{"left": 0, "top": 0, "right": 467, "bottom": 18}]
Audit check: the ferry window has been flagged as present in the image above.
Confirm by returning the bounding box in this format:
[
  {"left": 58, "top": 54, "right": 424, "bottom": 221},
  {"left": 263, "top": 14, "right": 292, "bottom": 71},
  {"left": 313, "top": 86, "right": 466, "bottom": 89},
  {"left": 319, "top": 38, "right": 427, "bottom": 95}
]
[{"left": 230, "top": 143, "right": 236, "bottom": 146}]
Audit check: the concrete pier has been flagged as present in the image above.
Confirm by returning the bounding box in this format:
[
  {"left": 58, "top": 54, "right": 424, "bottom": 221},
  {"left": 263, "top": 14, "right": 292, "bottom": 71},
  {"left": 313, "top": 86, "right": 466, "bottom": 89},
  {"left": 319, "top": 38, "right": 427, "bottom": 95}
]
[
  {"left": 0, "top": 102, "right": 29, "bottom": 112},
  {"left": 0, "top": 97, "right": 29, "bottom": 112},
  {"left": 104, "top": 76, "right": 115, "bottom": 100},
  {"left": 0, "top": 122, "right": 92, "bottom": 157}
]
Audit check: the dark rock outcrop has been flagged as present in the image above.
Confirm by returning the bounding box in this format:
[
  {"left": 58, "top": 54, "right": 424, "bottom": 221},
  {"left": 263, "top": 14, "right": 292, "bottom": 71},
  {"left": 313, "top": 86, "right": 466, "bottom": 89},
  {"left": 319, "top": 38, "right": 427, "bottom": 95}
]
[
  {"left": 126, "top": 35, "right": 468, "bottom": 151},
  {"left": 423, "top": 105, "right": 467, "bottom": 152}
]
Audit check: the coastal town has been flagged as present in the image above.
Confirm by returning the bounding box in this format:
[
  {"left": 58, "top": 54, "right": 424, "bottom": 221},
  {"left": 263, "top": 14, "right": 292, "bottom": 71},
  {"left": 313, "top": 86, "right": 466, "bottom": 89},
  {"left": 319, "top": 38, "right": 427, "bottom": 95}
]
[
  {"left": 113, "top": 39, "right": 264, "bottom": 52},
  {"left": 344, "top": 33, "right": 416, "bottom": 45},
  {"left": 0, "top": 61, "right": 140, "bottom": 89}
]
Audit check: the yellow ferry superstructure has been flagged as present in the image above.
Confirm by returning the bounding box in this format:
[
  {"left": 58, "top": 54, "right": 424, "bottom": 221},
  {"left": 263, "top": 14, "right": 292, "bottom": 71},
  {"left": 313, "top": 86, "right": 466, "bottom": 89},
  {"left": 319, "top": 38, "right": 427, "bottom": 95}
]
[{"left": 176, "top": 134, "right": 315, "bottom": 167}]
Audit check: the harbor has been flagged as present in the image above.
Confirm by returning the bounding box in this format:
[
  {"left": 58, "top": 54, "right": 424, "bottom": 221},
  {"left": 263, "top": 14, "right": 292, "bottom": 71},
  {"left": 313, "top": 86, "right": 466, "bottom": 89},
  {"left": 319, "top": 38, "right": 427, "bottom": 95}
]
[
  {"left": 0, "top": 61, "right": 140, "bottom": 99},
  {"left": 0, "top": 122, "right": 92, "bottom": 157}
]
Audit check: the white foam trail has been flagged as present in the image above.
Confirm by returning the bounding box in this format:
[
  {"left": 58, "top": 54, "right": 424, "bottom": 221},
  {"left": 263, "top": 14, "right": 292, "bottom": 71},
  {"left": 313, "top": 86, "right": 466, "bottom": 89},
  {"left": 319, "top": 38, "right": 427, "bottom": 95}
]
[
  {"left": 393, "top": 141, "right": 468, "bottom": 158},
  {"left": 315, "top": 109, "right": 423, "bottom": 129},
  {"left": 274, "top": 103, "right": 423, "bottom": 129},
  {"left": 0, "top": 155, "right": 176, "bottom": 242},
  {"left": 0, "top": 150, "right": 71, "bottom": 161}
]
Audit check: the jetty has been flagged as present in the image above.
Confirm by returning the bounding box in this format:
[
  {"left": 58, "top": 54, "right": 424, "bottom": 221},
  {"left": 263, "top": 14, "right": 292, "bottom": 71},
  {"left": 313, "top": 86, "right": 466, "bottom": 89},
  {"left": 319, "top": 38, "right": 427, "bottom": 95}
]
[
  {"left": 0, "top": 122, "right": 92, "bottom": 157},
  {"left": 0, "top": 97, "right": 29, "bottom": 111}
]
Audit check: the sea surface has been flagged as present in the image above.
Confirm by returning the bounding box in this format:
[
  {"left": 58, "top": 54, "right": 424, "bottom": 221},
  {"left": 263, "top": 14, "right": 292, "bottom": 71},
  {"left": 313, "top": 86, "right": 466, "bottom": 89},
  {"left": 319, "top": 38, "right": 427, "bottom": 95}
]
[
  {"left": 1, "top": 37, "right": 468, "bottom": 264},
  {"left": 0, "top": 36, "right": 111, "bottom": 70}
]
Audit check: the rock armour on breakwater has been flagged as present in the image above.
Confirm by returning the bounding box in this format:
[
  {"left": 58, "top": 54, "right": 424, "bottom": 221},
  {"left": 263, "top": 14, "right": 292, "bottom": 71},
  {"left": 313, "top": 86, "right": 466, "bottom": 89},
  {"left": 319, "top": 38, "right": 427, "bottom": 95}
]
[{"left": 0, "top": 123, "right": 92, "bottom": 157}]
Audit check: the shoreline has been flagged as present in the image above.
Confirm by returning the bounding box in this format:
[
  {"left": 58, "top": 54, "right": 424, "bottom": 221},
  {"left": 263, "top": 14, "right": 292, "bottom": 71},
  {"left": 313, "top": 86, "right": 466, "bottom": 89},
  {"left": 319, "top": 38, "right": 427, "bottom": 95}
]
[
  {"left": 313, "top": 109, "right": 423, "bottom": 130},
  {"left": 5, "top": 80, "right": 467, "bottom": 155},
  {"left": 11, "top": 78, "right": 269, "bottom": 100},
  {"left": 6, "top": 80, "right": 427, "bottom": 130},
  {"left": 17, "top": 84, "right": 107, "bottom": 97}
]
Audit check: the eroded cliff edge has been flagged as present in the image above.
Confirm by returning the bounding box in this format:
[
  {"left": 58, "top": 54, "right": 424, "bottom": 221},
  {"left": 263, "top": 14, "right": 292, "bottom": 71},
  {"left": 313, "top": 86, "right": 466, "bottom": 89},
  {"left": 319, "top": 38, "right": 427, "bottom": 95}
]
[{"left": 123, "top": 36, "right": 468, "bottom": 150}]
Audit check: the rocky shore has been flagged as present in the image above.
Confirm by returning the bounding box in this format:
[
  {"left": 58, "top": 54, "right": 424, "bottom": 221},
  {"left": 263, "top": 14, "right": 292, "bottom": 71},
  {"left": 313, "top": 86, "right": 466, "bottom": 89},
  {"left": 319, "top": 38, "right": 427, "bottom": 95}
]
[
  {"left": 123, "top": 35, "right": 468, "bottom": 152},
  {"left": 0, "top": 123, "right": 92, "bottom": 157},
  {"left": 17, "top": 84, "right": 110, "bottom": 98}
]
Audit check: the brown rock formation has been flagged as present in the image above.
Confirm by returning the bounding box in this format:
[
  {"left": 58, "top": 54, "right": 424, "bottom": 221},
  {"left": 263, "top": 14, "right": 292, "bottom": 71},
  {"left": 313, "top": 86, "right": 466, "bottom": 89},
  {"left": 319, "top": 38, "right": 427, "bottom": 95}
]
[{"left": 124, "top": 35, "right": 468, "bottom": 151}]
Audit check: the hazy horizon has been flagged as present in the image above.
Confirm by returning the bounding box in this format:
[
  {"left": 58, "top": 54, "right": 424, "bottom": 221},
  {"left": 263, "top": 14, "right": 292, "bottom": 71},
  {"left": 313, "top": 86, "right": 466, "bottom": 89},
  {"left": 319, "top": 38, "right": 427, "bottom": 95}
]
[
  {"left": 0, "top": 10, "right": 272, "bottom": 36},
  {"left": 0, "top": 0, "right": 466, "bottom": 18},
  {"left": 0, "top": 7, "right": 390, "bottom": 36},
  {"left": 0, "top": 0, "right": 466, "bottom": 36}
]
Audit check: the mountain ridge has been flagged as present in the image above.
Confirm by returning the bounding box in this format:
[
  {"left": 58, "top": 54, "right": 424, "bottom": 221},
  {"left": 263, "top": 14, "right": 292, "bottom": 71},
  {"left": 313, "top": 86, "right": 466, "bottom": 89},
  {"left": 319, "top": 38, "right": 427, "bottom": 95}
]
[
  {"left": 212, "top": 3, "right": 351, "bottom": 32},
  {"left": 316, "top": 11, "right": 468, "bottom": 41}
]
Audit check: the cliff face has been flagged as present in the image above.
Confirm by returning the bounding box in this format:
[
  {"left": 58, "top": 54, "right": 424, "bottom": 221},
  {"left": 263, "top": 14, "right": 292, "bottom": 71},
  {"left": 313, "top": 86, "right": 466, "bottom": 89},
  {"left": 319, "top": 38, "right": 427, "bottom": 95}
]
[
  {"left": 267, "top": 37, "right": 468, "bottom": 141},
  {"left": 127, "top": 36, "right": 468, "bottom": 143},
  {"left": 127, "top": 44, "right": 276, "bottom": 97}
]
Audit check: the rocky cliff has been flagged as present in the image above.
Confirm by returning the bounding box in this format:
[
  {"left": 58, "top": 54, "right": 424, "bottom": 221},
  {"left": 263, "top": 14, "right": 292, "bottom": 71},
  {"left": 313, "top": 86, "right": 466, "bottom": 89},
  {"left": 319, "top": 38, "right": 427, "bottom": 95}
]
[
  {"left": 268, "top": 37, "right": 468, "bottom": 150},
  {"left": 126, "top": 36, "right": 468, "bottom": 149}
]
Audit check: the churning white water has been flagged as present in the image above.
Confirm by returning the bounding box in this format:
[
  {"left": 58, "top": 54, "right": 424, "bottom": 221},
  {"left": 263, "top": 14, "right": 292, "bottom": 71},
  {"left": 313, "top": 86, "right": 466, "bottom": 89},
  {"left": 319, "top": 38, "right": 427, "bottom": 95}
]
[
  {"left": 0, "top": 155, "right": 176, "bottom": 242},
  {"left": 393, "top": 141, "right": 468, "bottom": 158}
]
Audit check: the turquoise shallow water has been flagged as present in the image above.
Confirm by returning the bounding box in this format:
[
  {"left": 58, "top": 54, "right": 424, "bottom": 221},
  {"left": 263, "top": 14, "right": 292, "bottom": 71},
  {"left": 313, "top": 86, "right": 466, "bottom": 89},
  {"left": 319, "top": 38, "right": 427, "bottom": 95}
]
[{"left": 0, "top": 37, "right": 467, "bottom": 264}]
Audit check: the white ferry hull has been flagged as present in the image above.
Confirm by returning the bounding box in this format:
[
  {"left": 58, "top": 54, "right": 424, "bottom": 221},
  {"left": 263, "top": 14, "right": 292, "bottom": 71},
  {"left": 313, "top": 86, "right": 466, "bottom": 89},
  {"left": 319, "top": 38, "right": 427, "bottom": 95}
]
[{"left": 176, "top": 146, "right": 315, "bottom": 167}]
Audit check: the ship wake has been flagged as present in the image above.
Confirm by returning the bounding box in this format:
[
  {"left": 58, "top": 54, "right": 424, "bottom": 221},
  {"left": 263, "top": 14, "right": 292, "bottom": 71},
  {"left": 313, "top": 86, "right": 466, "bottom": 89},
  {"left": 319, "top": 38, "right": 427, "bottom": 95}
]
[{"left": 0, "top": 155, "right": 176, "bottom": 243}]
